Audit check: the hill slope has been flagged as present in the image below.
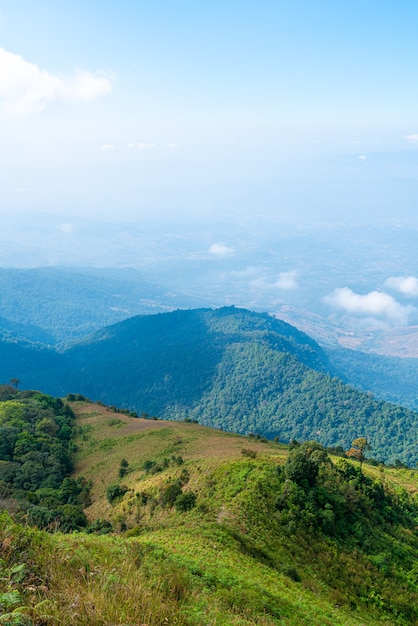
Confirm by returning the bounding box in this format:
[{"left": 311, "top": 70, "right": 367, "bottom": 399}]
[
  {"left": 0, "top": 266, "right": 205, "bottom": 344},
  {"left": 327, "top": 345, "right": 418, "bottom": 410},
  {"left": 60, "top": 307, "right": 418, "bottom": 464},
  {"left": 2, "top": 307, "right": 418, "bottom": 463},
  {"left": 3, "top": 398, "right": 418, "bottom": 626}
]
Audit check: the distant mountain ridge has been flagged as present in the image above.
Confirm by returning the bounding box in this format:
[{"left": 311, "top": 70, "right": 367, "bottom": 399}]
[
  {"left": 0, "top": 266, "right": 207, "bottom": 344},
  {"left": 1, "top": 306, "right": 418, "bottom": 464},
  {"left": 2, "top": 265, "right": 418, "bottom": 415}
]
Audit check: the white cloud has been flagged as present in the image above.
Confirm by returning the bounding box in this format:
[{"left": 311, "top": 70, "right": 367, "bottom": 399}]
[
  {"left": 274, "top": 271, "right": 298, "bottom": 290},
  {"left": 101, "top": 144, "right": 115, "bottom": 151},
  {"left": 0, "top": 47, "right": 112, "bottom": 115},
  {"left": 357, "top": 155, "right": 367, "bottom": 160},
  {"left": 247, "top": 270, "right": 298, "bottom": 292},
  {"left": 128, "top": 142, "right": 154, "bottom": 150},
  {"left": 208, "top": 243, "right": 234, "bottom": 257},
  {"left": 57, "top": 223, "right": 74, "bottom": 234},
  {"left": 406, "top": 133, "right": 418, "bottom": 142},
  {"left": 324, "top": 287, "right": 413, "bottom": 324},
  {"left": 385, "top": 276, "right": 418, "bottom": 297}
]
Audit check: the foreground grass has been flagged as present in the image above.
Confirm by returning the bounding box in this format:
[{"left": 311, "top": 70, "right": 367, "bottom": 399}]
[
  {"left": 1, "top": 401, "right": 417, "bottom": 625},
  {"left": 0, "top": 511, "right": 391, "bottom": 626}
]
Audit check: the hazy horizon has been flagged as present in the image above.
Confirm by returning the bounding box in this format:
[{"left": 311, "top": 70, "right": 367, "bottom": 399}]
[
  {"left": 2, "top": 2, "right": 418, "bottom": 338},
  {"left": 1, "top": 2, "right": 418, "bottom": 224}
]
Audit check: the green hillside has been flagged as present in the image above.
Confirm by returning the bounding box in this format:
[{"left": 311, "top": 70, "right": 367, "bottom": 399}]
[
  {"left": 2, "top": 307, "right": 418, "bottom": 464},
  {"left": 327, "top": 345, "right": 418, "bottom": 410},
  {"left": 1, "top": 396, "right": 418, "bottom": 625},
  {"left": 0, "top": 267, "right": 204, "bottom": 344}
]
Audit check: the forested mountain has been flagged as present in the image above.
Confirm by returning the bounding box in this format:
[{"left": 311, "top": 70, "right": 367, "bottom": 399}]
[
  {"left": 2, "top": 306, "right": 418, "bottom": 464},
  {"left": 0, "top": 314, "right": 55, "bottom": 345},
  {"left": 327, "top": 345, "right": 418, "bottom": 410},
  {"left": 2, "top": 266, "right": 418, "bottom": 414},
  {"left": 0, "top": 267, "right": 206, "bottom": 344}
]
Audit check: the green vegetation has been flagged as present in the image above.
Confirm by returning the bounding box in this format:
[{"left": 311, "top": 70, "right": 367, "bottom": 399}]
[
  {"left": 0, "top": 266, "right": 196, "bottom": 345},
  {"left": 61, "top": 308, "right": 418, "bottom": 464},
  {"left": 1, "top": 398, "right": 418, "bottom": 624},
  {"left": 3, "top": 307, "right": 418, "bottom": 463},
  {"left": 328, "top": 345, "right": 418, "bottom": 410},
  {"left": 0, "top": 385, "right": 89, "bottom": 531}
]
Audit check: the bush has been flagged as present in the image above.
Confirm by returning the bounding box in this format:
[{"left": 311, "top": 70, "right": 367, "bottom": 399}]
[
  {"left": 57, "top": 504, "right": 87, "bottom": 531},
  {"left": 106, "top": 484, "right": 127, "bottom": 504},
  {"left": 178, "top": 469, "right": 190, "bottom": 486},
  {"left": 142, "top": 459, "right": 157, "bottom": 473},
  {"left": 175, "top": 492, "right": 196, "bottom": 512},
  {"left": 160, "top": 481, "right": 182, "bottom": 508},
  {"left": 118, "top": 459, "right": 129, "bottom": 478},
  {"left": 241, "top": 448, "right": 257, "bottom": 458},
  {"left": 280, "top": 564, "right": 301, "bottom": 582},
  {"left": 87, "top": 518, "right": 113, "bottom": 534}
]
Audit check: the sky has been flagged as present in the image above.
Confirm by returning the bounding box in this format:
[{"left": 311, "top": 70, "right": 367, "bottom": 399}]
[
  {"left": 1, "top": 0, "right": 418, "bottom": 222},
  {"left": 2, "top": 1, "right": 418, "bottom": 333}
]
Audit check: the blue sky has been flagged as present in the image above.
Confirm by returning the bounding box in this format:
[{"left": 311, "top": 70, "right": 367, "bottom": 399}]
[{"left": 1, "top": 1, "right": 418, "bottom": 220}]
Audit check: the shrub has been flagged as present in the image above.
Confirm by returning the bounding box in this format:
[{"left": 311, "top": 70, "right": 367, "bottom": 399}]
[
  {"left": 106, "top": 484, "right": 127, "bottom": 504},
  {"left": 175, "top": 492, "right": 196, "bottom": 512},
  {"left": 119, "top": 458, "right": 130, "bottom": 478},
  {"left": 142, "top": 459, "right": 157, "bottom": 473},
  {"left": 241, "top": 448, "right": 257, "bottom": 458},
  {"left": 160, "top": 481, "right": 182, "bottom": 508},
  {"left": 280, "top": 564, "right": 301, "bottom": 582},
  {"left": 87, "top": 518, "right": 113, "bottom": 534},
  {"left": 136, "top": 491, "right": 150, "bottom": 505},
  {"left": 178, "top": 468, "right": 190, "bottom": 486}
]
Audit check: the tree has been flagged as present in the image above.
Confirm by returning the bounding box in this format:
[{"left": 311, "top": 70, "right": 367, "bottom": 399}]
[
  {"left": 284, "top": 441, "right": 329, "bottom": 489},
  {"left": 346, "top": 437, "right": 371, "bottom": 473}
]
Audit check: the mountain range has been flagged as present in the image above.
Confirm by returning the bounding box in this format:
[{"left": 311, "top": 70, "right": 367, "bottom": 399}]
[{"left": 1, "top": 305, "right": 417, "bottom": 464}]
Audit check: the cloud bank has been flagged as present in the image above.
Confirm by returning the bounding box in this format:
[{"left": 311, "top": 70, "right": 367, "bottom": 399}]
[
  {"left": 0, "top": 47, "right": 112, "bottom": 114},
  {"left": 324, "top": 287, "right": 413, "bottom": 324},
  {"left": 385, "top": 276, "right": 418, "bottom": 297}
]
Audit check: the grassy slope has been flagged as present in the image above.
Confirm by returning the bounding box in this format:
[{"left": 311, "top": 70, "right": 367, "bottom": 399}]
[
  {"left": 1, "top": 400, "right": 417, "bottom": 625},
  {"left": 58, "top": 401, "right": 417, "bottom": 626}
]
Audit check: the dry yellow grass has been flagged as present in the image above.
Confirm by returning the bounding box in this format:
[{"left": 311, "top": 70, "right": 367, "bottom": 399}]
[{"left": 70, "top": 401, "right": 287, "bottom": 522}]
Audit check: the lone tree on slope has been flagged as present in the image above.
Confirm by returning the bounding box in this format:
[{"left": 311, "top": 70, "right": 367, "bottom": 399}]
[{"left": 346, "top": 437, "right": 371, "bottom": 473}]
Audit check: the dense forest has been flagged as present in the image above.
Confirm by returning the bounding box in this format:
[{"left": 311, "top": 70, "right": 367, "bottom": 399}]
[
  {"left": 327, "top": 346, "right": 418, "bottom": 410},
  {"left": 0, "top": 385, "right": 89, "bottom": 531},
  {"left": 1, "top": 307, "right": 418, "bottom": 464}
]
